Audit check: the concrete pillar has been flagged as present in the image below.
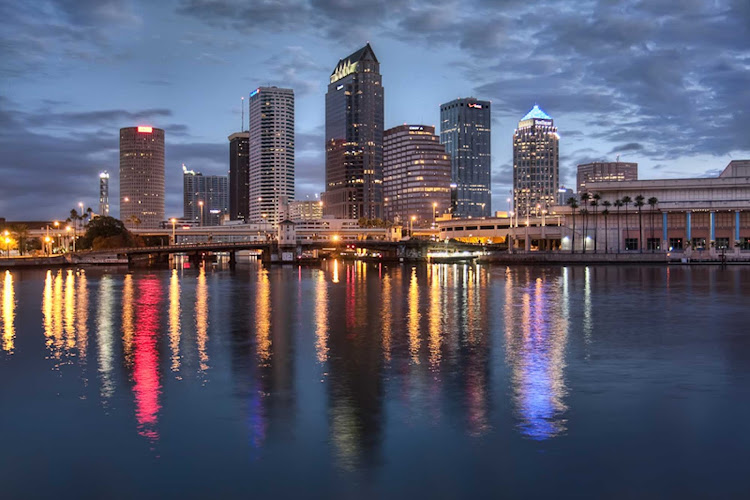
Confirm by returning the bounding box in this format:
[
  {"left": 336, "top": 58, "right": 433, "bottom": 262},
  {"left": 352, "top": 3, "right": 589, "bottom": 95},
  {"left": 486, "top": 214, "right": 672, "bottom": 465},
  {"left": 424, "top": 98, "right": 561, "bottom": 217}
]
[
  {"left": 662, "top": 212, "right": 668, "bottom": 250},
  {"left": 736, "top": 210, "right": 741, "bottom": 243},
  {"left": 710, "top": 211, "right": 716, "bottom": 242}
]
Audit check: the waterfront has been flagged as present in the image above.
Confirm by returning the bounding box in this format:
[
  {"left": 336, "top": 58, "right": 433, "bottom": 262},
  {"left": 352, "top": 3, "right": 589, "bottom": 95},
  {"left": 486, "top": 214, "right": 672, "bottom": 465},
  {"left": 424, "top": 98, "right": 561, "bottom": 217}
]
[{"left": 1, "top": 262, "right": 749, "bottom": 498}]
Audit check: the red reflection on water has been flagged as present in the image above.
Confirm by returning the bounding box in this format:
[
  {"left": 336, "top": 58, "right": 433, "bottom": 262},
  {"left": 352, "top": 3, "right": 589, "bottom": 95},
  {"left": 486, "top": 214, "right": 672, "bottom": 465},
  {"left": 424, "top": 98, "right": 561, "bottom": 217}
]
[{"left": 133, "top": 277, "right": 163, "bottom": 443}]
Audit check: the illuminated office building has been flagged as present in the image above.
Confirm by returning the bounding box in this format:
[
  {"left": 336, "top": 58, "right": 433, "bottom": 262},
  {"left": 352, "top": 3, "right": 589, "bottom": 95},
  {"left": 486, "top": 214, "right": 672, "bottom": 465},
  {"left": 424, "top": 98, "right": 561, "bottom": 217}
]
[
  {"left": 248, "top": 87, "right": 295, "bottom": 227},
  {"left": 323, "top": 43, "right": 384, "bottom": 220},
  {"left": 383, "top": 125, "right": 451, "bottom": 226},
  {"left": 513, "top": 105, "right": 559, "bottom": 217},
  {"left": 228, "top": 131, "right": 250, "bottom": 221},
  {"left": 183, "top": 164, "right": 228, "bottom": 226},
  {"left": 119, "top": 126, "right": 165, "bottom": 228},
  {"left": 99, "top": 171, "right": 109, "bottom": 216},
  {"left": 577, "top": 161, "right": 638, "bottom": 194},
  {"left": 439, "top": 97, "right": 491, "bottom": 218}
]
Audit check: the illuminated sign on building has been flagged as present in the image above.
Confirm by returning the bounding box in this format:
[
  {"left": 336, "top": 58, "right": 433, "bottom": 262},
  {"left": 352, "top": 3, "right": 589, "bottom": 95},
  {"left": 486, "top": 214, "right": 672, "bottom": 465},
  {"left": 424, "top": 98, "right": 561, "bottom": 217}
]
[
  {"left": 468, "top": 103, "right": 483, "bottom": 109},
  {"left": 336, "top": 84, "right": 344, "bottom": 90},
  {"left": 409, "top": 126, "right": 424, "bottom": 131},
  {"left": 535, "top": 119, "right": 552, "bottom": 126},
  {"left": 137, "top": 126, "right": 153, "bottom": 133},
  {"left": 330, "top": 59, "right": 358, "bottom": 83},
  {"left": 250, "top": 88, "right": 259, "bottom": 97}
]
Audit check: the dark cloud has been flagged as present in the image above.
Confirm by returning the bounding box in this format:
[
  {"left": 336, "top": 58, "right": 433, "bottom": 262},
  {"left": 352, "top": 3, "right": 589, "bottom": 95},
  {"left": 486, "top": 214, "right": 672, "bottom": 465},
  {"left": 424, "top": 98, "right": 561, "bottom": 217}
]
[{"left": 608, "top": 143, "right": 644, "bottom": 154}]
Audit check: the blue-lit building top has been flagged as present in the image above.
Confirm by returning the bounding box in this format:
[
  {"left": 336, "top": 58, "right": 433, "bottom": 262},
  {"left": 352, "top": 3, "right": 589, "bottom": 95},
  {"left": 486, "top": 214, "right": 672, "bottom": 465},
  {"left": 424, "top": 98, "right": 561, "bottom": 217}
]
[{"left": 440, "top": 97, "right": 491, "bottom": 218}]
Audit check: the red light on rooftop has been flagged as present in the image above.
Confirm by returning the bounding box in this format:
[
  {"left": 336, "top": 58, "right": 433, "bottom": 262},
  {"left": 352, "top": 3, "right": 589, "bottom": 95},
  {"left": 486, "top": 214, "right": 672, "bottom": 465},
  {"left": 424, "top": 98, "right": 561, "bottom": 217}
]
[{"left": 137, "top": 126, "right": 153, "bottom": 133}]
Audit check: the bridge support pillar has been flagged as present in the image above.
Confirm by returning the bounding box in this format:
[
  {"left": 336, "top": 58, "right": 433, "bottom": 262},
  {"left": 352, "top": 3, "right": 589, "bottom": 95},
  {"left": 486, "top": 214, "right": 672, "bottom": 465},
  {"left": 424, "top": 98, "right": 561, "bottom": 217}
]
[{"left": 229, "top": 250, "right": 236, "bottom": 268}]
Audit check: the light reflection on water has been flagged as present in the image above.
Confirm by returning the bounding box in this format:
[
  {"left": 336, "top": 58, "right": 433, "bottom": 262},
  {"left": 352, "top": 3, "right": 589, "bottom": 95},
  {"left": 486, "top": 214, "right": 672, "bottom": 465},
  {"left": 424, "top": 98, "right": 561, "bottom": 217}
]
[{"left": 2, "top": 263, "right": 749, "bottom": 497}]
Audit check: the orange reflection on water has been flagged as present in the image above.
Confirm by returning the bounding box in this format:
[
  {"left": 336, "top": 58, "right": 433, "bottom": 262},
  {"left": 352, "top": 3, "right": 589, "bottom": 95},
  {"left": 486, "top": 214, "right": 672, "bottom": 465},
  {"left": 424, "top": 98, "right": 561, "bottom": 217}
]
[
  {"left": 169, "top": 269, "right": 182, "bottom": 373},
  {"left": 75, "top": 270, "right": 88, "bottom": 362},
  {"left": 381, "top": 274, "right": 392, "bottom": 363},
  {"left": 2, "top": 270, "right": 15, "bottom": 353},
  {"left": 408, "top": 267, "right": 421, "bottom": 364},
  {"left": 64, "top": 270, "right": 76, "bottom": 351},
  {"left": 195, "top": 267, "right": 209, "bottom": 373},
  {"left": 133, "top": 276, "right": 162, "bottom": 443},
  {"left": 122, "top": 274, "right": 135, "bottom": 365},
  {"left": 428, "top": 265, "right": 442, "bottom": 368},
  {"left": 42, "top": 270, "right": 65, "bottom": 359},
  {"left": 332, "top": 259, "right": 339, "bottom": 284},
  {"left": 256, "top": 268, "right": 271, "bottom": 363},
  {"left": 314, "top": 269, "right": 328, "bottom": 363}
]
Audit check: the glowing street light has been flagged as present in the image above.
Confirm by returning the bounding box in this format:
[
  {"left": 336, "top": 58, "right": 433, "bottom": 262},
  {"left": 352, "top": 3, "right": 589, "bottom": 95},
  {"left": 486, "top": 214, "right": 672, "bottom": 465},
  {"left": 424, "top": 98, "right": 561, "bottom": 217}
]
[
  {"left": 170, "top": 218, "right": 177, "bottom": 245},
  {"left": 198, "top": 201, "right": 204, "bottom": 227},
  {"left": 410, "top": 215, "right": 416, "bottom": 238}
]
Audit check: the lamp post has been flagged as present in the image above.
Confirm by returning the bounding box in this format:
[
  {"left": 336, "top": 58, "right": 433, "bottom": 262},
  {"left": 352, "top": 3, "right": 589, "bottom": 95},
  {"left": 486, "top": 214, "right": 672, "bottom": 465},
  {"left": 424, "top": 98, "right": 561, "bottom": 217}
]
[
  {"left": 3, "top": 230, "right": 10, "bottom": 258},
  {"left": 410, "top": 215, "right": 416, "bottom": 238},
  {"left": 170, "top": 218, "right": 177, "bottom": 245},
  {"left": 53, "top": 221, "right": 59, "bottom": 254},
  {"left": 66, "top": 226, "right": 71, "bottom": 252},
  {"left": 198, "top": 201, "right": 204, "bottom": 227}
]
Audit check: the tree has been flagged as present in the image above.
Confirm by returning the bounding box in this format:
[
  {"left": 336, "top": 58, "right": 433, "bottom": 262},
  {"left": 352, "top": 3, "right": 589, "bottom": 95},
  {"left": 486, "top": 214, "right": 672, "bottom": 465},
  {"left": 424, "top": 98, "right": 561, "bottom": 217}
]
[
  {"left": 613, "top": 199, "right": 623, "bottom": 252},
  {"left": 648, "top": 197, "right": 659, "bottom": 253},
  {"left": 10, "top": 224, "right": 29, "bottom": 256},
  {"left": 590, "top": 193, "right": 600, "bottom": 253},
  {"left": 621, "top": 196, "right": 632, "bottom": 248},
  {"left": 580, "top": 192, "right": 591, "bottom": 253},
  {"left": 128, "top": 215, "right": 142, "bottom": 228},
  {"left": 634, "top": 195, "right": 645, "bottom": 253},
  {"left": 567, "top": 197, "right": 578, "bottom": 253},
  {"left": 79, "top": 216, "right": 136, "bottom": 250},
  {"left": 602, "top": 201, "right": 612, "bottom": 254}
]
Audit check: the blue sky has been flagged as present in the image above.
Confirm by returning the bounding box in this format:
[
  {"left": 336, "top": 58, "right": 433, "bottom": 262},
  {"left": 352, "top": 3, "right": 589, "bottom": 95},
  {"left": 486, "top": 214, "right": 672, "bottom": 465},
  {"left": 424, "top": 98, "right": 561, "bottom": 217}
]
[{"left": 1, "top": 0, "right": 748, "bottom": 220}]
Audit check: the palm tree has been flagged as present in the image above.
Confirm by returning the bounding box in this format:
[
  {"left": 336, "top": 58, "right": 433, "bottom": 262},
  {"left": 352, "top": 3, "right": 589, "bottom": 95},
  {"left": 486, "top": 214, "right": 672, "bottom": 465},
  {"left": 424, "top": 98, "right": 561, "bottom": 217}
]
[
  {"left": 621, "top": 196, "right": 632, "bottom": 249},
  {"left": 648, "top": 197, "right": 659, "bottom": 252},
  {"left": 11, "top": 224, "right": 29, "bottom": 256},
  {"left": 579, "top": 207, "right": 589, "bottom": 253},
  {"left": 602, "top": 201, "right": 612, "bottom": 254},
  {"left": 590, "top": 193, "right": 600, "bottom": 253},
  {"left": 567, "top": 197, "right": 578, "bottom": 253},
  {"left": 634, "top": 195, "right": 645, "bottom": 253},
  {"left": 580, "top": 192, "right": 591, "bottom": 253},
  {"left": 613, "top": 199, "right": 623, "bottom": 252}
]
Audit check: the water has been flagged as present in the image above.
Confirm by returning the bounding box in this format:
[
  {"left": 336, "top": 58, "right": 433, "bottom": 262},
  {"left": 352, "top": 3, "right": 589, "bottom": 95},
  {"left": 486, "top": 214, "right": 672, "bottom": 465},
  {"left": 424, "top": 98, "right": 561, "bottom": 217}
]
[{"left": 1, "top": 262, "right": 749, "bottom": 498}]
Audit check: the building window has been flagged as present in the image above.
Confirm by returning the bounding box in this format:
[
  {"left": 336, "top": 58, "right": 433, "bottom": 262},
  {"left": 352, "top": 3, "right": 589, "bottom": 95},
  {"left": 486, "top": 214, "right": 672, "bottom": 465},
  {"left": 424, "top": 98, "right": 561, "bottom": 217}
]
[
  {"left": 647, "top": 238, "right": 661, "bottom": 251},
  {"left": 715, "top": 237, "right": 730, "bottom": 249},
  {"left": 691, "top": 237, "right": 706, "bottom": 249},
  {"left": 625, "top": 238, "right": 638, "bottom": 251},
  {"left": 741, "top": 237, "right": 750, "bottom": 250},
  {"left": 669, "top": 238, "right": 683, "bottom": 250}
]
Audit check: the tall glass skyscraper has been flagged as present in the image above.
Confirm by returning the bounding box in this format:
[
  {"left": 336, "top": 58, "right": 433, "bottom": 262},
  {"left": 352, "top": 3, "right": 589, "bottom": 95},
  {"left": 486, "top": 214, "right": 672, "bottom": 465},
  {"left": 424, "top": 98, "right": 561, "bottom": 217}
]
[
  {"left": 98, "top": 171, "right": 109, "bottom": 216},
  {"left": 119, "top": 126, "right": 165, "bottom": 228},
  {"left": 228, "top": 131, "right": 249, "bottom": 221},
  {"left": 324, "top": 43, "right": 384, "bottom": 220},
  {"left": 439, "top": 98, "right": 491, "bottom": 218},
  {"left": 183, "top": 164, "right": 228, "bottom": 226},
  {"left": 512, "top": 105, "right": 559, "bottom": 217},
  {"left": 248, "top": 87, "right": 294, "bottom": 227}
]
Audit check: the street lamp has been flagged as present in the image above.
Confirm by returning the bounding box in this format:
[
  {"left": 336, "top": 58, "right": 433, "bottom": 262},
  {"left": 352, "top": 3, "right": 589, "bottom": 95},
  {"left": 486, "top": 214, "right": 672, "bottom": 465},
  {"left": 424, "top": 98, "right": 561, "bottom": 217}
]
[
  {"left": 3, "top": 230, "right": 10, "bottom": 258},
  {"left": 170, "top": 218, "right": 177, "bottom": 245},
  {"left": 66, "top": 226, "right": 71, "bottom": 252},
  {"left": 198, "top": 201, "right": 204, "bottom": 227},
  {"left": 44, "top": 236, "right": 52, "bottom": 255},
  {"left": 53, "top": 221, "right": 59, "bottom": 254},
  {"left": 410, "top": 215, "right": 416, "bottom": 238}
]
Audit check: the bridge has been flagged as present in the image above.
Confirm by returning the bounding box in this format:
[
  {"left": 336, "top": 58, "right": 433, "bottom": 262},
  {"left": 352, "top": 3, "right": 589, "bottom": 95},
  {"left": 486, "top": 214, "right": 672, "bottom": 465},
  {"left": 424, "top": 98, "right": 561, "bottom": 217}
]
[{"left": 71, "top": 238, "right": 485, "bottom": 266}]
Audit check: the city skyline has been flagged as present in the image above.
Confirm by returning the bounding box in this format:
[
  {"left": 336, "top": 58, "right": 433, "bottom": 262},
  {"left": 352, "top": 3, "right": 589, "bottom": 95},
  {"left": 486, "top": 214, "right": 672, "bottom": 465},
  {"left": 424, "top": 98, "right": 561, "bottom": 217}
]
[{"left": 1, "top": 0, "right": 749, "bottom": 221}]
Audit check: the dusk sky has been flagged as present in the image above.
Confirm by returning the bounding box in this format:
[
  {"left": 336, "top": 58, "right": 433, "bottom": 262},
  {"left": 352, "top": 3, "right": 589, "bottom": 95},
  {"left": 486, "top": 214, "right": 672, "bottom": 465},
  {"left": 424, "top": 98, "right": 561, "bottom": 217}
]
[{"left": 1, "top": 0, "right": 748, "bottom": 221}]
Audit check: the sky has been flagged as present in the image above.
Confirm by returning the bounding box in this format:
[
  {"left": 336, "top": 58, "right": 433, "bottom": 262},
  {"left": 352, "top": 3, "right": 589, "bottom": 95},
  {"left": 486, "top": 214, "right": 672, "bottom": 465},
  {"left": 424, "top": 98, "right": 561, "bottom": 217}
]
[{"left": 1, "top": 0, "right": 748, "bottom": 221}]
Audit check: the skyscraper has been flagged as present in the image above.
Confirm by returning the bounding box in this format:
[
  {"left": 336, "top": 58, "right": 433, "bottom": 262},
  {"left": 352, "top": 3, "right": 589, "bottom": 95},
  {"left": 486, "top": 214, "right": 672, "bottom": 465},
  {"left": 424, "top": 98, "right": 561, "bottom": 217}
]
[
  {"left": 228, "top": 131, "right": 250, "bottom": 221},
  {"left": 323, "top": 43, "right": 384, "bottom": 220},
  {"left": 248, "top": 86, "right": 294, "bottom": 227},
  {"left": 120, "top": 126, "right": 165, "bottom": 228},
  {"left": 577, "top": 161, "right": 638, "bottom": 194},
  {"left": 513, "top": 105, "right": 559, "bottom": 217},
  {"left": 183, "top": 164, "right": 228, "bottom": 226},
  {"left": 98, "top": 171, "right": 109, "bottom": 216},
  {"left": 383, "top": 125, "right": 451, "bottom": 226},
  {"left": 440, "top": 97, "right": 491, "bottom": 218}
]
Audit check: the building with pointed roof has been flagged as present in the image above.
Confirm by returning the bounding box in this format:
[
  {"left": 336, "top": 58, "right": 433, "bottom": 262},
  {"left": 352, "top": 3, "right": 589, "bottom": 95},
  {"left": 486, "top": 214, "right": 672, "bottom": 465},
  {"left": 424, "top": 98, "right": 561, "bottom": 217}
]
[
  {"left": 323, "top": 43, "right": 384, "bottom": 220},
  {"left": 513, "top": 105, "right": 559, "bottom": 218}
]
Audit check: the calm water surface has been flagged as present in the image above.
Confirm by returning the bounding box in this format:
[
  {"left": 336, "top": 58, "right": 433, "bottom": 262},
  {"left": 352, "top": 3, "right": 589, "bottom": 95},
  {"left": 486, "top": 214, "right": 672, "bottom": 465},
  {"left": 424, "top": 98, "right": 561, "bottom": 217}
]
[{"left": 1, "top": 262, "right": 749, "bottom": 498}]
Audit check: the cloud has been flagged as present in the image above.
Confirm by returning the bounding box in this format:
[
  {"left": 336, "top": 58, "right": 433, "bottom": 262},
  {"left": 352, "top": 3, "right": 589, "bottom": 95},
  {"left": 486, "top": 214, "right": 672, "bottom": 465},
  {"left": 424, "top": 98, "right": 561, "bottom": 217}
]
[{"left": 608, "top": 143, "right": 644, "bottom": 154}]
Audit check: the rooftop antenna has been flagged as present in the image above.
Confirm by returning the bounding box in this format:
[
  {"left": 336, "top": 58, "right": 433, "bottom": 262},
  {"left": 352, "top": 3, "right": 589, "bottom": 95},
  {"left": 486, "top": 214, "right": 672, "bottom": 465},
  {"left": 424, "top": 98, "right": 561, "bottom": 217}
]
[{"left": 241, "top": 96, "right": 245, "bottom": 132}]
